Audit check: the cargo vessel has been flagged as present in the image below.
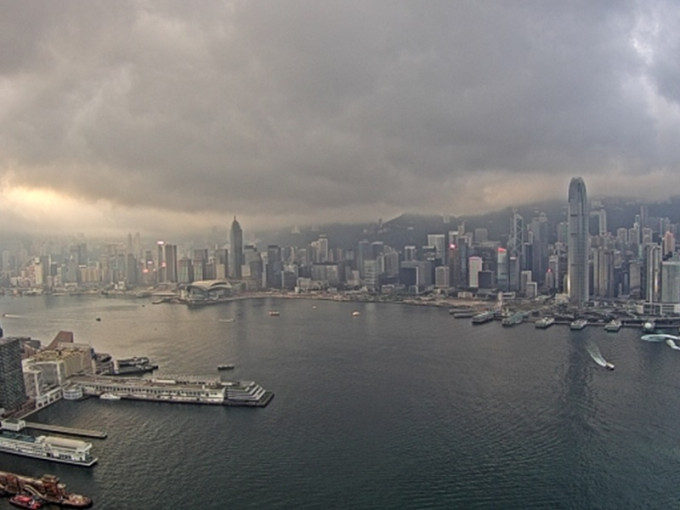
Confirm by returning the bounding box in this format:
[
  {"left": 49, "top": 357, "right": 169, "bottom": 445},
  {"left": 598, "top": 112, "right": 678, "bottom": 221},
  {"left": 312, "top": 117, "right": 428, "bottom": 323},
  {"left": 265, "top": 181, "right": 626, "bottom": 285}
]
[
  {"left": 0, "top": 431, "right": 97, "bottom": 467},
  {"left": 0, "top": 471, "right": 92, "bottom": 508}
]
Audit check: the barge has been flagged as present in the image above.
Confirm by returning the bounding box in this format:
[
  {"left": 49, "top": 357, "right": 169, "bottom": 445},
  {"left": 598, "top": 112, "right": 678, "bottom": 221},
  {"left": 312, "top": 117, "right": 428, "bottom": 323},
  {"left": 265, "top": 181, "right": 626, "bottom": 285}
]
[{"left": 0, "top": 471, "right": 92, "bottom": 508}]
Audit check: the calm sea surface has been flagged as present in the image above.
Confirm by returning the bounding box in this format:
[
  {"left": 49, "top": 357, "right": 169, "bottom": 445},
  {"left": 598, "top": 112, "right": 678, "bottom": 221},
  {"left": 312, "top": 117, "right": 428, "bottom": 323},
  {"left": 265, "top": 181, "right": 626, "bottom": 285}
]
[{"left": 1, "top": 295, "right": 680, "bottom": 509}]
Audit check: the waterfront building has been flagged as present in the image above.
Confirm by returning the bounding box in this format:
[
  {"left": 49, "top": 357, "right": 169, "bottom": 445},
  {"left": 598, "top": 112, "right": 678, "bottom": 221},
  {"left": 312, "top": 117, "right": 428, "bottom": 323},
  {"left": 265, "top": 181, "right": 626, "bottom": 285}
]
[
  {"left": 644, "top": 244, "right": 661, "bottom": 303},
  {"left": 661, "top": 260, "right": 680, "bottom": 303},
  {"left": 229, "top": 217, "right": 243, "bottom": 280},
  {"left": 568, "top": 177, "right": 589, "bottom": 306},
  {"left": 663, "top": 231, "right": 676, "bottom": 258},
  {"left": 427, "top": 234, "right": 446, "bottom": 265},
  {"left": 0, "top": 337, "right": 27, "bottom": 413},
  {"left": 468, "top": 256, "right": 483, "bottom": 289},
  {"left": 496, "top": 247, "right": 508, "bottom": 291},
  {"left": 265, "top": 245, "right": 283, "bottom": 289},
  {"left": 164, "top": 244, "right": 178, "bottom": 283},
  {"left": 530, "top": 213, "right": 549, "bottom": 285},
  {"left": 434, "top": 265, "right": 450, "bottom": 289}
]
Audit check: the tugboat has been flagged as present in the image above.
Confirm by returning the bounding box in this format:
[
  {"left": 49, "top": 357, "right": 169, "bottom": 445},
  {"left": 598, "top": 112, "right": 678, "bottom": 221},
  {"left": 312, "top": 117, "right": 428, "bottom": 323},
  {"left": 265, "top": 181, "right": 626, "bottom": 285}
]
[{"left": 9, "top": 494, "right": 43, "bottom": 509}]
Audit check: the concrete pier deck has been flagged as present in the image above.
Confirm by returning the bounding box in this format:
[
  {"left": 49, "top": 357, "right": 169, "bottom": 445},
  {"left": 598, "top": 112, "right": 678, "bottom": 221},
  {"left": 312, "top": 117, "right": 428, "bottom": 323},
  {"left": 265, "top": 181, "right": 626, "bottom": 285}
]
[{"left": 23, "top": 421, "right": 107, "bottom": 439}]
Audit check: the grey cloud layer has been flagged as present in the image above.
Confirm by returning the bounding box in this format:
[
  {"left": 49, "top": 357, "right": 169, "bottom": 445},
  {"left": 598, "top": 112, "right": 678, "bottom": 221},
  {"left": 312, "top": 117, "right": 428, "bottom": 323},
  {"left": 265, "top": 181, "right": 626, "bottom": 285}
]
[{"left": 1, "top": 0, "right": 679, "bottom": 233}]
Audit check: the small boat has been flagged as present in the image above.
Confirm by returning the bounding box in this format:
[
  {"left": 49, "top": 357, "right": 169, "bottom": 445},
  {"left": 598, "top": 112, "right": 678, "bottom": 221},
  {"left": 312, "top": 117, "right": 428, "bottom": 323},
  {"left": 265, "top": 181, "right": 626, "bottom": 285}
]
[
  {"left": 352, "top": 311, "right": 361, "bottom": 317},
  {"left": 450, "top": 309, "right": 475, "bottom": 319},
  {"left": 268, "top": 311, "right": 280, "bottom": 317},
  {"left": 217, "top": 364, "right": 235, "bottom": 370},
  {"left": 570, "top": 319, "right": 588, "bottom": 330},
  {"left": 605, "top": 362, "right": 615, "bottom": 371},
  {"left": 642, "top": 321, "right": 655, "bottom": 333},
  {"left": 9, "top": 495, "right": 43, "bottom": 509},
  {"left": 99, "top": 393, "right": 121, "bottom": 400}
]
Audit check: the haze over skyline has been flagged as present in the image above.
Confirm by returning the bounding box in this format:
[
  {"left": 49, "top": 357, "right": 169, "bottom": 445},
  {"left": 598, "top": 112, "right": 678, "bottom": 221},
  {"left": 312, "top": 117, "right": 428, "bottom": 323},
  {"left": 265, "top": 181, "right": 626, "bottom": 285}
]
[{"left": 2, "top": 1, "right": 680, "bottom": 238}]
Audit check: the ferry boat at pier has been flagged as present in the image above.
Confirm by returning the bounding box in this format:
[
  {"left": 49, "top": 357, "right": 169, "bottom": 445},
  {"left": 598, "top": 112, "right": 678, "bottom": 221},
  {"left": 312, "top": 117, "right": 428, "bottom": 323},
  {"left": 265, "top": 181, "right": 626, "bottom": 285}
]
[
  {"left": 70, "top": 374, "right": 274, "bottom": 407},
  {"left": 570, "top": 319, "right": 588, "bottom": 330},
  {"left": 112, "top": 356, "right": 158, "bottom": 375},
  {"left": 604, "top": 319, "right": 622, "bottom": 332},
  {"left": 534, "top": 317, "right": 555, "bottom": 329},
  {"left": 0, "top": 470, "right": 92, "bottom": 508},
  {"left": 0, "top": 431, "right": 97, "bottom": 467},
  {"left": 501, "top": 312, "right": 524, "bottom": 327},
  {"left": 471, "top": 311, "right": 495, "bottom": 325}
]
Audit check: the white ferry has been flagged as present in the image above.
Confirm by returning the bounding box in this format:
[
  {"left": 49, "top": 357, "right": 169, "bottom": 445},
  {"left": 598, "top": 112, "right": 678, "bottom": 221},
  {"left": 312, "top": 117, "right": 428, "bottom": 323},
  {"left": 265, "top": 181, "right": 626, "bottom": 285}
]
[
  {"left": 604, "top": 319, "right": 622, "bottom": 332},
  {"left": 534, "top": 317, "right": 555, "bottom": 329},
  {"left": 570, "top": 319, "right": 588, "bottom": 330},
  {"left": 0, "top": 431, "right": 97, "bottom": 467}
]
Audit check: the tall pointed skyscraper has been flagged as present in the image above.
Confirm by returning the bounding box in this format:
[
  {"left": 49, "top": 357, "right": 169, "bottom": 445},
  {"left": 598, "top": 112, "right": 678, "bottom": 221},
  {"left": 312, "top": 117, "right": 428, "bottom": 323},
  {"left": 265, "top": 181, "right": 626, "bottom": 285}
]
[
  {"left": 229, "top": 217, "right": 243, "bottom": 279},
  {"left": 568, "top": 177, "right": 589, "bottom": 306}
]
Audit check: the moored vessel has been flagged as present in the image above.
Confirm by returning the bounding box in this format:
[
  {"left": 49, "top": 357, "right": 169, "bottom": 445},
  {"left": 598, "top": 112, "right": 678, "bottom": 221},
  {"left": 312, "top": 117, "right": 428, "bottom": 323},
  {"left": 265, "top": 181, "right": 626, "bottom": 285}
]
[
  {"left": 534, "top": 317, "right": 555, "bottom": 329},
  {"left": 501, "top": 312, "right": 524, "bottom": 327},
  {"left": 570, "top": 319, "right": 588, "bottom": 330},
  {"left": 0, "top": 471, "right": 92, "bottom": 508},
  {"left": 0, "top": 431, "right": 97, "bottom": 467},
  {"left": 99, "top": 393, "right": 121, "bottom": 400},
  {"left": 642, "top": 320, "right": 656, "bottom": 333},
  {"left": 604, "top": 319, "right": 622, "bottom": 332},
  {"left": 471, "top": 311, "right": 495, "bottom": 325},
  {"left": 9, "top": 494, "right": 42, "bottom": 509}
]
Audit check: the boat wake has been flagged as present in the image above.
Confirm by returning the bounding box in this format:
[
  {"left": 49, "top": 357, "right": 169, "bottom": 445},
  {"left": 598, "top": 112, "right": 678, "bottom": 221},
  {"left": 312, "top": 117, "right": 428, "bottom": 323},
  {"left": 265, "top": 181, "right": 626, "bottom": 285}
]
[
  {"left": 666, "top": 339, "right": 680, "bottom": 351},
  {"left": 585, "top": 340, "right": 607, "bottom": 367},
  {"left": 641, "top": 333, "right": 680, "bottom": 343}
]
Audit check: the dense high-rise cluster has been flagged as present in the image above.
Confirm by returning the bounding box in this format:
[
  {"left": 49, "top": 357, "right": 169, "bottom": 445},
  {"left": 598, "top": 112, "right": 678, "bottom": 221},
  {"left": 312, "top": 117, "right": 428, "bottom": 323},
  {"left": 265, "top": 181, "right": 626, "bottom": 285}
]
[{"left": 1, "top": 179, "right": 680, "bottom": 312}]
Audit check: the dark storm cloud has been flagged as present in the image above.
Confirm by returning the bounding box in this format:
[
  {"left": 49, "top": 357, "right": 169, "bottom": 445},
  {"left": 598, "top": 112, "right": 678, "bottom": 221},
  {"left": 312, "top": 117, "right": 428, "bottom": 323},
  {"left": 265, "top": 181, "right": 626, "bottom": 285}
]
[{"left": 1, "top": 0, "right": 679, "bottom": 234}]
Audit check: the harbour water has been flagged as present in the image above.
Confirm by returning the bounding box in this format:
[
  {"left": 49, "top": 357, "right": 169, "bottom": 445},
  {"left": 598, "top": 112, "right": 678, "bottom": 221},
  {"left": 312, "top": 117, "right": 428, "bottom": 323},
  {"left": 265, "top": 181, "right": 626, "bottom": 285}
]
[{"left": 2, "top": 295, "right": 680, "bottom": 509}]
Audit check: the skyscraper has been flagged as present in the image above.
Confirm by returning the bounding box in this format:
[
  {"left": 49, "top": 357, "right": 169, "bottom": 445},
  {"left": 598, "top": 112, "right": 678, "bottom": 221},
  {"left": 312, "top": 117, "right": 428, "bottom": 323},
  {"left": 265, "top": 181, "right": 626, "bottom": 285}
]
[
  {"left": 229, "top": 217, "right": 243, "bottom": 280},
  {"left": 568, "top": 177, "right": 589, "bottom": 306},
  {"left": 0, "top": 337, "right": 27, "bottom": 412}
]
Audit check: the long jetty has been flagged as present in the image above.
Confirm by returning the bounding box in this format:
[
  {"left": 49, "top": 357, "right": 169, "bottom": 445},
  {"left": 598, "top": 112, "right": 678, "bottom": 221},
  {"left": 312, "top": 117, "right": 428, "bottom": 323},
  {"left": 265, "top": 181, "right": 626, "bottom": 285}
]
[{"left": 23, "top": 421, "right": 107, "bottom": 439}]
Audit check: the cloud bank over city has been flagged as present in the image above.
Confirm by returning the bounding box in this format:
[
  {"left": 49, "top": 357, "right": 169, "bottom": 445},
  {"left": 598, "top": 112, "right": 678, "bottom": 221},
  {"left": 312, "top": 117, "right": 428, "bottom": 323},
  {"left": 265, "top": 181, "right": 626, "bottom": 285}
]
[{"left": 2, "top": 1, "right": 680, "bottom": 238}]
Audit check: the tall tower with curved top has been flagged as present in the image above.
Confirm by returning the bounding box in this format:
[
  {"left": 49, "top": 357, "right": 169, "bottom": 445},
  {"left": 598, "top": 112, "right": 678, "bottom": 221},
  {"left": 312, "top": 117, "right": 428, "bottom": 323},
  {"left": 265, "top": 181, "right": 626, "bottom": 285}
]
[
  {"left": 568, "top": 177, "right": 589, "bottom": 306},
  {"left": 229, "top": 217, "right": 243, "bottom": 280}
]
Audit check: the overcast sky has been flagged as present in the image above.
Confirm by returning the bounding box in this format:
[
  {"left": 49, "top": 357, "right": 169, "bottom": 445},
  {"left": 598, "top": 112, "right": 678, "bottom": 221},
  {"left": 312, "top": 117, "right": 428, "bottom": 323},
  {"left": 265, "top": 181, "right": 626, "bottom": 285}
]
[{"left": 1, "top": 1, "right": 679, "bottom": 238}]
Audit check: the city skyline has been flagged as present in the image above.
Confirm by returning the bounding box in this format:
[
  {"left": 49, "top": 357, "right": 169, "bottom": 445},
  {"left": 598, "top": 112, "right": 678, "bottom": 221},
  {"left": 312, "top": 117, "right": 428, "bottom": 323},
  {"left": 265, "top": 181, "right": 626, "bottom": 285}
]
[{"left": 2, "top": 2, "right": 680, "bottom": 238}]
